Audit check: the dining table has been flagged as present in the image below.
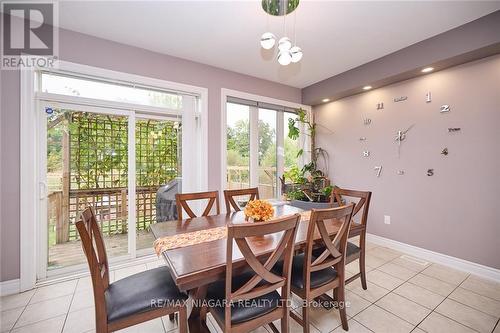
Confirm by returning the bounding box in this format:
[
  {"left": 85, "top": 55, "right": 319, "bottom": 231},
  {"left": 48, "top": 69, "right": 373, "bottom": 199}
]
[{"left": 150, "top": 204, "right": 364, "bottom": 333}]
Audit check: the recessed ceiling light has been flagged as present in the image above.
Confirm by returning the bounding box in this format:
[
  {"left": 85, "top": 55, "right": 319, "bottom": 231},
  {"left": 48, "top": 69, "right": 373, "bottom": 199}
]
[
  {"left": 421, "top": 67, "right": 434, "bottom": 73},
  {"left": 363, "top": 86, "right": 372, "bottom": 90},
  {"left": 322, "top": 98, "right": 330, "bottom": 103}
]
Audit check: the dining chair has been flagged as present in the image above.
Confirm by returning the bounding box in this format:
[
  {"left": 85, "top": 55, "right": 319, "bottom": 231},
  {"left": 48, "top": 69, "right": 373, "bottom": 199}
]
[
  {"left": 76, "top": 207, "right": 188, "bottom": 333},
  {"left": 331, "top": 187, "right": 372, "bottom": 289},
  {"left": 223, "top": 187, "right": 260, "bottom": 213},
  {"left": 204, "top": 213, "right": 301, "bottom": 333},
  {"left": 277, "top": 204, "right": 355, "bottom": 332},
  {"left": 175, "top": 190, "right": 220, "bottom": 220}
]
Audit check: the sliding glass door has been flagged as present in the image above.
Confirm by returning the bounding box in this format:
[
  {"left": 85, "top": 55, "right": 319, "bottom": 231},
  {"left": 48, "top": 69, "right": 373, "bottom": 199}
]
[
  {"left": 37, "top": 71, "right": 199, "bottom": 278},
  {"left": 225, "top": 97, "right": 308, "bottom": 200}
]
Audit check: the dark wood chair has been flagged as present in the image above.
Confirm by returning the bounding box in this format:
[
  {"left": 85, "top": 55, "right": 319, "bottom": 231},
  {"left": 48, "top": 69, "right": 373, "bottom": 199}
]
[
  {"left": 279, "top": 204, "right": 355, "bottom": 332},
  {"left": 223, "top": 187, "right": 260, "bottom": 213},
  {"left": 76, "top": 207, "right": 188, "bottom": 333},
  {"left": 204, "top": 213, "right": 301, "bottom": 333},
  {"left": 175, "top": 190, "right": 220, "bottom": 220},
  {"left": 332, "top": 187, "right": 372, "bottom": 289}
]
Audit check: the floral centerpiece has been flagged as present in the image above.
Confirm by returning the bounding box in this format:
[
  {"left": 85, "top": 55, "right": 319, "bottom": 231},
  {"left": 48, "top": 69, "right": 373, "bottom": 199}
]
[{"left": 244, "top": 199, "right": 274, "bottom": 222}]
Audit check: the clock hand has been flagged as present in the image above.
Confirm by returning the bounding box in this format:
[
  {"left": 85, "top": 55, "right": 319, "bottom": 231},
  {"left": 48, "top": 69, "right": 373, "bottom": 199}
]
[{"left": 402, "top": 124, "right": 415, "bottom": 134}]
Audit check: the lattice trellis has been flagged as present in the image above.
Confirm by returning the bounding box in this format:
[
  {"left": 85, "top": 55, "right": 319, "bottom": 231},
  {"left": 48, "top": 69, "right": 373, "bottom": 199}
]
[{"left": 64, "top": 112, "right": 180, "bottom": 240}]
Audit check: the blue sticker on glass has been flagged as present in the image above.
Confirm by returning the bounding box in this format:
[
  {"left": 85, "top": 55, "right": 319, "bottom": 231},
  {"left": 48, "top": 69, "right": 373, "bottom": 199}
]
[{"left": 45, "top": 107, "right": 54, "bottom": 115}]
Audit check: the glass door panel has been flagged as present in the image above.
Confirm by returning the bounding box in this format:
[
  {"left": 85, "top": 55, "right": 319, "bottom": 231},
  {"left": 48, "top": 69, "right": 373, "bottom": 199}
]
[
  {"left": 258, "top": 108, "right": 277, "bottom": 199},
  {"left": 135, "top": 116, "right": 181, "bottom": 253},
  {"left": 45, "top": 107, "right": 129, "bottom": 270},
  {"left": 283, "top": 111, "right": 301, "bottom": 173},
  {"left": 226, "top": 103, "right": 250, "bottom": 190}
]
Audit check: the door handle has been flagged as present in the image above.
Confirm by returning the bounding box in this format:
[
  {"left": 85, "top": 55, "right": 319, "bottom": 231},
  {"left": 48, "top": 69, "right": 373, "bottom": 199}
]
[{"left": 39, "top": 181, "right": 48, "bottom": 199}]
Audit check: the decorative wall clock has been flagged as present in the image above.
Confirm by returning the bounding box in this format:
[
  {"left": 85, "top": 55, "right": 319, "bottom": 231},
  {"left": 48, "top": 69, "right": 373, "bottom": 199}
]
[{"left": 394, "top": 124, "right": 415, "bottom": 158}]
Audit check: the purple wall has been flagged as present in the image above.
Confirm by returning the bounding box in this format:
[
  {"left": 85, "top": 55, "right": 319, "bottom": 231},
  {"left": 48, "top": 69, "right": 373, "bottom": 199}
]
[
  {"left": 314, "top": 55, "right": 500, "bottom": 269},
  {"left": 0, "top": 25, "right": 300, "bottom": 281}
]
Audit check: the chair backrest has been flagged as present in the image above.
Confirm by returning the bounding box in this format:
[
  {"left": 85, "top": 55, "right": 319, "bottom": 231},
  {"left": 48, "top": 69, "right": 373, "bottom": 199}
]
[
  {"left": 303, "top": 204, "right": 355, "bottom": 285},
  {"left": 175, "top": 190, "right": 220, "bottom": 220},
  {"left": 225, "top": 214, "right": 301, "bottom": 328},
  {"left": 223, "top": 187, "right": 260, "bottom": 213},
  {"left": 75, "top": 207, "right": 110, "bottom": 319},
  {"left": 332, "top": 187, "right": 372, "bottom": 227}
]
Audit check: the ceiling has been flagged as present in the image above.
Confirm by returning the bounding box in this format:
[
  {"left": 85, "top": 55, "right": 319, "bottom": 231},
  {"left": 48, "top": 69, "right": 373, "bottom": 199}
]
[{"left": 53, "top": 1, "right": 500, "bottom": 88}]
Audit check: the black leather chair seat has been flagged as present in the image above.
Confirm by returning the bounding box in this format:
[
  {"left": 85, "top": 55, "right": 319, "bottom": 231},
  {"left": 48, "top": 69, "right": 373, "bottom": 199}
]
[
  {"left": 206, "top": 271, "right": 281, "bottom": 324},
  {"left": 105, "top": 266, "right": 187, "bottom": 323},
  {"left": 274, "top": 253, "right": 337, "bottom": 290},
  {"left": 312, "top": 241, "right": 360, "bottom": 259}
]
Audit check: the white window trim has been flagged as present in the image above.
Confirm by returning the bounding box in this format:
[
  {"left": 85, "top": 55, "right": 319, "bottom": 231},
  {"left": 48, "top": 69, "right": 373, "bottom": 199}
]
[
  {"left": 20, "top": 59, "right": 208, "bottom": 291},
  {"left": 220, "top": 88, "right": 311, "bottom": 199}
]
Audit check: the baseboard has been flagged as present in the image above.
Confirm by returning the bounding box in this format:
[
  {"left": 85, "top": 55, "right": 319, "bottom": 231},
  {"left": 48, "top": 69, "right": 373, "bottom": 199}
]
[
  {"left": 367, "top": 233, "right": 500, "bottom": 282},
  {"left": 0, "top": 279, "right": 20, "bottom": 296}
]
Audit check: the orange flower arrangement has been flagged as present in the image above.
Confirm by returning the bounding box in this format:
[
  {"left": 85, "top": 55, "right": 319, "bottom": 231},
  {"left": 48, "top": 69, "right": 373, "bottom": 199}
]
[{"left": 244, "top": 199, "right": 275, "bottom": 222}]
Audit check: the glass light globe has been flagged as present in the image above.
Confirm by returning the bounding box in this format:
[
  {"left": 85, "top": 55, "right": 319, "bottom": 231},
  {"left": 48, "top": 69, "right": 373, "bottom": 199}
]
[
  {"left": 290, "top": 46, "right": 303, "bottom": 63},
  {"left": 278, "top": 50, "right": 292, "bottom": 66},
  {"left": 260, "top": 32, "right": 276, "bottom": 50},
  {"left": 278, "top": 37, "right": 292, "bottom": 51}
]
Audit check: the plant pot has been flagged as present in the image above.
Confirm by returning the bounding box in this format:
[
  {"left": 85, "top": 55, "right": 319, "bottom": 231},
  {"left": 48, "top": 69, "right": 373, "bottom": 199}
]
[{"left": 289, "top": 200, "right": 336, "bottom": 210}]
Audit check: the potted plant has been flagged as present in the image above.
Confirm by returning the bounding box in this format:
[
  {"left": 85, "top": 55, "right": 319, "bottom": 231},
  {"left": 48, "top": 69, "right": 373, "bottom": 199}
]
[{"left": 281, "top": 108, "right": 337, "bottom": 209}]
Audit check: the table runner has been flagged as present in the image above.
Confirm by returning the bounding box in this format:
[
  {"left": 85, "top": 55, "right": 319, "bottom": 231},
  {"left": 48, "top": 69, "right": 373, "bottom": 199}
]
[{"left": 154, "top": 210, "right": 312, "bottom": 255}]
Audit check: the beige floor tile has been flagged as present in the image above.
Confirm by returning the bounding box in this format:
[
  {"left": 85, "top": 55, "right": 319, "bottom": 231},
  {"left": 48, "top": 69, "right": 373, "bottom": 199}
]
[
  {"left": 331, "top": 319, "right": 372, "bottom": 333},
  {"left": 375, "top": 293, "right": 431, "bottom": 325},
  {"left": 15, "top": 295, "right": 72, "bottom": 328},
  {"left": 11, "top": 315, "right": 66, "bottom": 333},
  {"left": 367, "top": 247, "right": 402, "bottom": 261},
  {"left": 367, "top": 270, "right": 405, "bottom": 291},
  {"left": 354, "top": 305, "right": 414, "bottom": 333},
  {"left": 377, "top": 262, "right": 417, "bottom": 281},
  {"left": 116, "top": 318, "right": 166, "bottom": 332},
  {"left": 364, "top": 254, "right": 390, "bottom": 269},
  {"left": 113, "top": 264, "right": 148, "bottom": 281},
  {"left": 161, "top": 314, "right": 179, "bottom": 331},
  {"left": 421, "top": 264, "right": 469, "bottom": 286},
  {"left": 75, "top": 276, "right": 93, "bottom": 293},
  {"left": 460, "top": 275, "right": 500, "bottom": 301},
  {"left": 1, "top": 306, "right": 24, "bottom": 332},
  {"left": 347, "top": 282, "right": 390, "bottom": 303},
  {"left": 271, "top": 314, "right": 320, "bottom": 333},
  {"left": 448, "top": 287, "right": 500, "bottom": 317},
  {"left": 295, "top": 304, "right": 344, "bottom": 332},
  {"left": 1, "top": 290, "right": 35, "bottom": 312},
  {"left": 30, "top": 280, "right": 77, "bottom": 304},
  {"left": 63, "top": 306, "right": 95, "bottom": 333},
  {"left": 70, "top": 290, "right": 95, "bottom": 312},
  {"left": 435, "top": 299, "right": 497, "bottom": 333},
  {"left": 393, "top": 283, "right": 445, "bottom": 309},
  {"left": 390, "top": 257, "right": 429, "bottom": 273},
  {"left": 408, "top": 274, "right": 455, "bottom": 297},
  {"left": 345, "top": 291, "right": 371, "bottom": 317},
  {"left": 365, "top": 242, "right": 379, "bottom": 250},
  {"left": 418, "top": 312, "right": 476, "bottom": 333},
  {"left": 346, "top": 260, "right": 374, "bottom": 274}
]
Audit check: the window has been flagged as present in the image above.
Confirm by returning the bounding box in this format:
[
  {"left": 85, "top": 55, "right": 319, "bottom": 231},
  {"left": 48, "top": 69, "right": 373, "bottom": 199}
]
[{"left": 225, "top": 95, "right": 309, "bottom": 200}]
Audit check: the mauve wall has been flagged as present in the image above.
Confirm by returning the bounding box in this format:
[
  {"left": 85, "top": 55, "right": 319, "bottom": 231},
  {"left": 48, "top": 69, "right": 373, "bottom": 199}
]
[
  {"left": 0, "top": 25, "right": 300, "bottom": 281},
  {"left": 314, "top": 55, "right": 500, "bottom": 269}
]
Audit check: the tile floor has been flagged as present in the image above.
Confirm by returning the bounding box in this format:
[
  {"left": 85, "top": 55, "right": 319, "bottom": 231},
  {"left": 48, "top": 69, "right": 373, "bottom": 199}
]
[{"left": 2, "top": 241, "right": 500, "bottom": 333}]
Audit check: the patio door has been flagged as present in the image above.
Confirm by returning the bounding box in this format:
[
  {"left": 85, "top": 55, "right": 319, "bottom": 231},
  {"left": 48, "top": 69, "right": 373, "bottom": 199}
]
[{"left": 36, "top": 89, "right": 199, "bottom": 280}]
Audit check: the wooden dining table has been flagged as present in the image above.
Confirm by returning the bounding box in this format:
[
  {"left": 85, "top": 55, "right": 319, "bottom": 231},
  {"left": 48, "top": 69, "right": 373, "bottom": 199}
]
[{"left": 150, "top": 204, "right": 364, "bottom": 333}]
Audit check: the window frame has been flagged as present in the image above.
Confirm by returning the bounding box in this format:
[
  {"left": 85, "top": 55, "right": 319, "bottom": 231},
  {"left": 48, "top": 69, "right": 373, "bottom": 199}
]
[{"left": 221, "top": 88, "right": 311, "bottom": 200}]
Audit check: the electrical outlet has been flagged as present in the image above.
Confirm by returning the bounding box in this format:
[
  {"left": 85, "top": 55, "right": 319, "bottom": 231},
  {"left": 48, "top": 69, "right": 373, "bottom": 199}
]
[{"left": 384, "top": 215, "right": 391, "bottom": 225}]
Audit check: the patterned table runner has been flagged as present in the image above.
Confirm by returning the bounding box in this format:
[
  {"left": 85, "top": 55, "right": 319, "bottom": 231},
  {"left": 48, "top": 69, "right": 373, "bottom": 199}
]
[{"left": 154, "top": 210, "right": 312, "bottom": 255}]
